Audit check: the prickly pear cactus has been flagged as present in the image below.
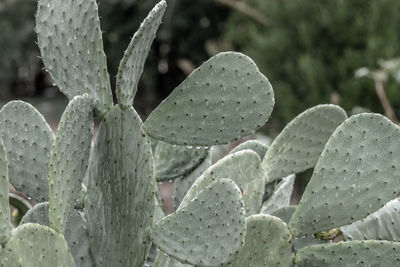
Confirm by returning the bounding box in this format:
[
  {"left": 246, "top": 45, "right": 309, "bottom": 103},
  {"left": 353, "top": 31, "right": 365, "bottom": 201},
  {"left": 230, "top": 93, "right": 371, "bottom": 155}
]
[
  {"left": 150, "top": 179, "right": 246, "bottom": 266},
  {"left": 295, "top": 240, "right": 400, "bottom": 266},
  {"left": 1, "top": 223, "right": 76, "bottom": 267},
  {"left": 0, "top": 101, "right": 54, "bottom": 202},
  {"left": 341, "top": 198, "right": 400, "bottom": 242},
  {"left": 0, "top": 139, "right": 11, "bottom": 244},
  {"left": 144, "top": 52, "right": 275, "bottom": 146},
  {"left": 116, "top": 0, "right": 166, "bottom": 109},
  {"left": 290, "top": 113, "right": 400, "bottom": 236},
  {"left": 229, "top": 139, "right": 269, "bottom": 158},
  {"left": 179, "top": 150, "right": 264, "bottom": 216},
  {"left": 154, "top": 141, "right": 208, "bottom": 182},
  {"left": 36, "top": 0, "right": 113, "bottom": 115},
  {"left": 227, "top": 214, "right": 294, "bottom": 267},
  {"left": 49, "top": 94, "right": 93, "bottom": 233},
  {"left": 260, "top": 174, "right": 295, "bottom": 214},
  {"left": 85, "top": 106, "right": 154, "bottom": 267},
  {"left": 262, "top": 104, "right": 347, "bottom": 183}
]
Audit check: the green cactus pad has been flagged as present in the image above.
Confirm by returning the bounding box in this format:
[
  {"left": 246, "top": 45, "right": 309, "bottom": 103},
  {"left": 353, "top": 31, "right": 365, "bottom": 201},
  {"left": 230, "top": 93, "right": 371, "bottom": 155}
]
[
  {"left": 260, "top": 174, "right": 295, "bottom": 214},
  {"left": 227, "top": 214, "right": 293, "bottom": 267},
  {"left": 36, "top": 0, "right": 113, "bottom": 115},
  {"left": 179, "top": 150, "right": 264, "bottom": 216},
  {"left": 289, "top": 113, "right": 400, "bottom": 237},
  {"left": 271, "top": 205, "right": 297, "bottom": 224},
  {"left": 0, "top": 101, "right": 54, "bottom": 202},
  {"left": 154, "top": 141, "right": 208, "bottom": 182},
  {"left": 150, "top": 179, "right": 246, "bottom": 266},
  {"left": 49, "top": 95, "right": 93, "bottom": 233},
  {"left": 229, "top": 139, "right": 269, "bottom": 158},
  {"left": 295, "top": 240, "right": 400, "bottom": 266},
  {"left": 262, "top": 104, "right": 347, "bottom": 183},
  {"left": 0, "top": 139, "right": 11, "bottom": 244},
  {"left": 154, "top": 252, "right": 192, "bottom": 267},
  {"left": 1, "top": 223, "right": 76, "bottom": 267},
  {"left": 116, "top": 1, "right": 166, "bottom": 109},
  {"left": 85, "top": 105, "right": 154, "bottom": 267},
  {"left": 20, "top": 202, "right": 93, "bottom": 267},
  {"left": 144, "top": 52, "right": 274, "bottom": 146},
  {"left": 341, "top": 198, "right": 400, "bottom": 242},
  {"left": 173, "top": 153, "right": 211, "bottom": 208}
]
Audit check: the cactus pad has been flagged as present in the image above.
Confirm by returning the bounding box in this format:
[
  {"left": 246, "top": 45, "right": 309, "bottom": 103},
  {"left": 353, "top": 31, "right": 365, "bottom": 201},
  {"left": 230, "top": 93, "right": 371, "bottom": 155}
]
[
  {"left": 0, "top": 139, "right": 11, "bottom": 244},
  {"left": 49, "top": 95, "right": 93, "bottom": 233},
  {"left": 228, "top": 214, "right": 293, "bottom": 267},
  {"left": 260, "top": 174, "right": 295, "bottom": 214},
  {"left": 144, "top": 52, "right": 274, "bottom": 146},
  {"left": 154, "top": 141, "right": 208, "bottom": 182},
  {"left": 289, "top": 113, "right": 400, "bottom": 236},
  {"left": 179, "top": 150, "right": 264, "bottom": 216},
  {"left": 341, "top": 198, "right": 400, "bottom": 242},
  {"left": 116, "top": 1, "right": 166, "bottom": 109},
  {"left": 0, "top": 101, "right": 54, "bottom": 202},
  {"left": 20, "top": 202, "right": 93, "bottom": 267},
  {"left": 173, "top": 153, "right": 211, "bottom": 207},
  {"left": 1, "top": 223, "right": 76, "bottom": 267},
  {"left": 262, "top": 105, "right": 347, "bottom": 183},
  {"left": 229, "top": 139, "right": 269, "bottom": 158},
  {"left": 150, "top": 179, "right": 246, "bottom": 266},
  {"left": 36, "top": 0, "right": 113, "bottom": 115},
  {"left": 295, "top": 240, "right": 400, "bottom": 266},
  {"left": 85, "top": 105, "right": 154, "bottom": 267},
  {"left": 154, "top": 252, "right": 192, "bottom": 267}
]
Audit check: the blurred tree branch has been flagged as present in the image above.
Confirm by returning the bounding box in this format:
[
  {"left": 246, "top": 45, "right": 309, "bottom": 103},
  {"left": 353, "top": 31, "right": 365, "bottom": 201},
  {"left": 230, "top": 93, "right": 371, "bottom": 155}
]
[{"left": 215, "top": 0, "right": 270, "bottom": 26}]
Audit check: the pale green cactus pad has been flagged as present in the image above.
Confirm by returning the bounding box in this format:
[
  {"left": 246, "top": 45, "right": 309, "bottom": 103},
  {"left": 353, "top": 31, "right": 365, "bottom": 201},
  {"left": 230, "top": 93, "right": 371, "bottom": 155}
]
[
  {"left": 1, "top": 223, "right": 76, "bottom": 267},
  {"left": 270, "top": 206, "right": 327, "bottom": 251},
  {"left": 49, "top": 95, "right": 93, "bottom": 233},
  {"left": 85, "top": 105, "right": 154, "bottom": 267},
  {"left": 260, "top": 174, "right": 295, "bottom": 214},
  {"left": 154, "top": 141, "right": 208, "bottom": 182},
  {"left": 20, "top": 202, "right": 93, "bottom": 267},
  {"left": 227, "top": 214, "right": 293, "bottom": 267},
  {"left": 116, "top": 1, "right": 166, "bottom": 109},
  {"left": 173, "top": 153, "right": 211, "bottom": 208},
  {"left": 262, "top": 104, "right": 347, "bottom": 183},
  {"left": 154, "top": 252, "right": 192, "bottom": 267},
  {"left": 295, "top": 240, "right": 400, "bottom": 266},
  {"left": 341, "top": 198, "right": 400, "bottom": 242},
  {"left": 144, "top": 52, "right": 274, "bottom": 146},
  {"left": 36, "top": 0, "right": 113, "bottom": 115},
  {"left": 290, "top": 113, "right": 400, "bottom": 237},
  {"left": 150, "top": 179, "right": 246, "bottom": 266},
  {"left": 0, "top": 139, "right": 11, "bottom": 244},
  {"left": 179, "top": 150, "right": 264, "bottom": 216},
  {"left": 0, "top": 101, "right": 54, "bottom": 202},
  {"left": 229, "top": 139, "right": 269, "bottom": 158}
]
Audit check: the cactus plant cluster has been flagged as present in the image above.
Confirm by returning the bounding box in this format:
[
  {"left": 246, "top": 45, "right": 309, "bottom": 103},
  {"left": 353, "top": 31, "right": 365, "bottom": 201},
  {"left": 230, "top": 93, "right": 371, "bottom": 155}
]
[{"left": 1, "top": 0, "right": 400, "bottom": 266}]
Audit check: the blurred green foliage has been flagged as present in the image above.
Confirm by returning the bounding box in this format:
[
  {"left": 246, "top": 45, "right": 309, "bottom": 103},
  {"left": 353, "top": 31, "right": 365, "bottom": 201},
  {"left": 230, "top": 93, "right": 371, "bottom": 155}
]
[{"left": 222, "top": 0, "right": 400, "bottom": 127}]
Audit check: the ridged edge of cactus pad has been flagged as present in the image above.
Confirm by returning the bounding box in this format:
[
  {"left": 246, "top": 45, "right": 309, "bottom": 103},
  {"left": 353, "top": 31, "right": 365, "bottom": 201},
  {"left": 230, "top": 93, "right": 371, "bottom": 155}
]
[
  {"left": 0, "top": 100, "right": 54, "bottom": 202},
  {"left": 0, "top": 138, "right": 11, "bottom": 244},
  {"left": 227, "top": 214, "right": 294, "bottom": 267},
  {"left": 150, "top": 179, "right": 246, "bottom": 266},
  {"left": 262, "top": 104, "right": 347, "bottom": 183},
  {"left": 154, "top": 141, "right": 208, "bottom": 182},
  {"left": 289, "top": 113, "right": 400, "bottom": 236},
  {"left": 179, "top": 150, "right": 264, "bottom": 216},
  {"left": 341, "top": 198, "right": 400, "bottom": 242},
  {"left": 295, "top": 240, "right": 400, "bottom": 266},
  {"left": 85, "top": 105, "right": 154, "bottom": 267},
  {"left": 1, "top": 223, "right": 76, "bottom": 267},
  {"left": 229, "top": 139, "right": 269, "bottom": 159},
  {"left": 36, "top": 0, "right": 113, "bottom": 115},
  {"left": 49, "top": 94, "right": 93, "bottom": 233},
  {"left": 116, "top": 0, "right": 166, "bottom": 109},
  {"left": 144, "top": 51, "right": 274, "bottom": 146}
]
